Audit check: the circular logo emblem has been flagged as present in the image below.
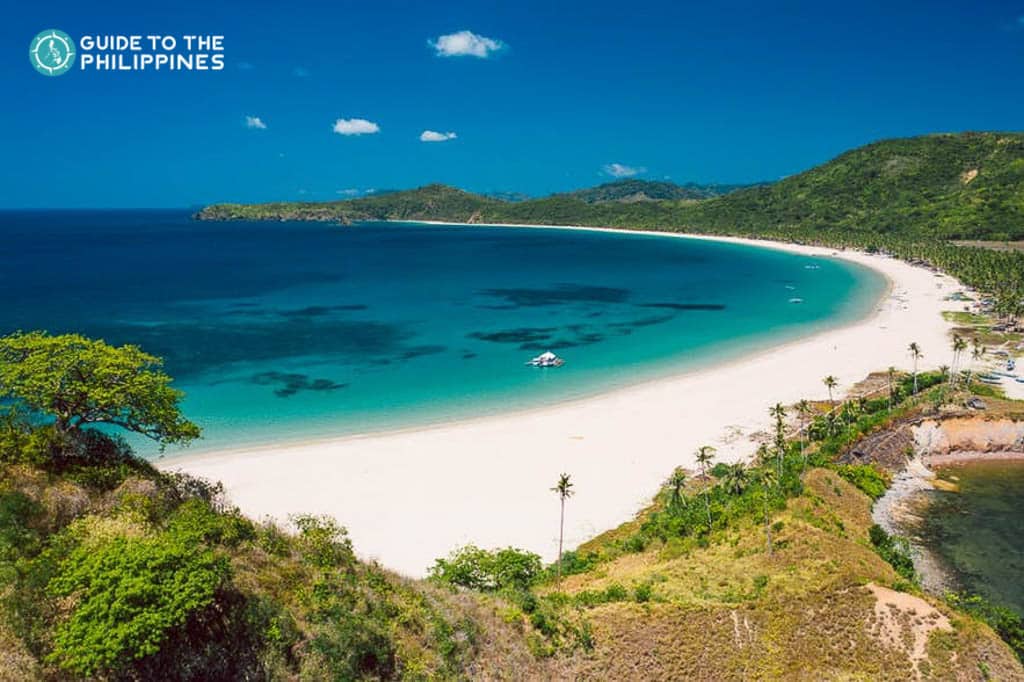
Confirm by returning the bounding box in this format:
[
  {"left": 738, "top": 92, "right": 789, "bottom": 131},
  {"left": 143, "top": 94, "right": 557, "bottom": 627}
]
[{"left": 29, "top": 29, "right": 76, "bottom": 76}]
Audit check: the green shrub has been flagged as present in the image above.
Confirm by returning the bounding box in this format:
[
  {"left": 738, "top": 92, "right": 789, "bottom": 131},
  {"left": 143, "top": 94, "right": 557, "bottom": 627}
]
[
  {"left": 429, "top": 545, "right": 542, "bottom": 592},
  {"left": 947, "top": 592, "right": 1024, "bottom": 662},
  {"left": 292, "top": 514, "right": 355, "bottom": 570},
  {"left": 868, "top": 524, "right": 916, "bottom": 582},
  {"left": 835, "top": 464, "right": 890, "bottom": 500},
  {"left": 550, "top": 549, "right": 599, "bottom": 578},
  {"left": 47, "top": 534, "right": 230, "bottom": 676},
  {"left": 633, "top": 581, "right": 652, "bottom": 603},
  {"left": 573, "top": 583, "right": 630, "bottom": 607},
  {"left": 166, "top": 498, "right": 255, "bottom": 548},
  {"left": 710, "top": 462, "right": 730, "bottom": 477}
]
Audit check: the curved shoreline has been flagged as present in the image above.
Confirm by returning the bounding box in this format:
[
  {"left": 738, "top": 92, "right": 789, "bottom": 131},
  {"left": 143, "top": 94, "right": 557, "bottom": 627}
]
[
  {"left": 165, "top": 226, "right": 888, "bottom": 459},
  {"left": 163, "top": 227, "right": 959, "bottom": 577}
]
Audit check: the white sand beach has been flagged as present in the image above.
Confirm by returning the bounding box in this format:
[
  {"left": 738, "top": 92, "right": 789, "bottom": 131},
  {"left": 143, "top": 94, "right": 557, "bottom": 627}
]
[{"left": 163, "top": 229, "right": 960, "bottom": 577}]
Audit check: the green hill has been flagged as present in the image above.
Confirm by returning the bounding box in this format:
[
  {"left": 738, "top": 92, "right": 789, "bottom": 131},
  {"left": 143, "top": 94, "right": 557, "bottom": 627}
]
[
  {"left": 199, "top": 132, "right": 1024, "bottom": 242},
  {"left": 561, "top": 179, "right": 753, "bottom": 204},
  {"left": 682, "top": 132, "right": 1024, "bottom": 241}
]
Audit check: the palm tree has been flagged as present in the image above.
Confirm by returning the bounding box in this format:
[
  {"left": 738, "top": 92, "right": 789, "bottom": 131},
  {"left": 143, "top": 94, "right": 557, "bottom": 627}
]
[
  {"left": 551, "top": 473, "right": 574, "bottom": 586},
  {"left": 668, "top": 467, "right": 687, "bottom": 511},
  {"left": 721, "top": 463, "right": 749, "bottom": 496},
  {"left": 769, "top": 402, "right": 787, "bottom": 478},
  {"left": 908, "top": 342, "right": 922, "bottom": 394},
  {"left": 951, "top": 335, "right": 967, "bottom": 387},
  {"left": 966, "top": 339, "right": 985, "bottom": 386},
  {"left": 755, "top": 443, "right": 771, "bottom": 467},
  {"left": 823, "top": 376, "right": 838, "bottom": 407},
  {"left": 694, "top": 445, "right": 716, "bottom": 529},
  {"left": 753, "top": 468, "right": 778, "bottom": 556},
  {"left": 796, "top": 399, "right": 812, "bottom": 470}
]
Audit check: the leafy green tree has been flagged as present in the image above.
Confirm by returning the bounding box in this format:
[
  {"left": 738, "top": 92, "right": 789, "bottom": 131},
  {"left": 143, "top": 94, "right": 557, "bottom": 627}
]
[
  {"left": 429, "top": 545, "right": 542, "bottom": 592},
  {"left": 0, "top": 332, "right": 199, "bottom": 448},
  {"left": 47, "top": 535, "right": 229, "bottom": 677},
  {"left": 551, "top": 473, "right": 574, "bottom": 586}
]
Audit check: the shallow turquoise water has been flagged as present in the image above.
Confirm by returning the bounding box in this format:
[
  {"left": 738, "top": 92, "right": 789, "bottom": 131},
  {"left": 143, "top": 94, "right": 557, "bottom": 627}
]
[{"left": 0, "top": 211, "right": 885, "bottom": 455}]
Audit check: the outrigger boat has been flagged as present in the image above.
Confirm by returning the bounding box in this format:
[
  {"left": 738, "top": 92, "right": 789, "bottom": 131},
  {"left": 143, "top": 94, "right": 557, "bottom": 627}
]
[{"left": 526, "top": 351, "right": 565, "bottom": 367}]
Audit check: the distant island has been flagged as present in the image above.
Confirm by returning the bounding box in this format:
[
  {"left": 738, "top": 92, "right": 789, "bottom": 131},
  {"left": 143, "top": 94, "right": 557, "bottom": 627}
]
[{"left": 199, "top": 133, "right": 1024, "bottom": 243}]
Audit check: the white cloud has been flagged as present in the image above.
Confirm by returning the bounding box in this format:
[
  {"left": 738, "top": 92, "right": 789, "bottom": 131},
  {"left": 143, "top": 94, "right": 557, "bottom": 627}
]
[
  {"left": 420, "top": 130, "right": 457, "bottom": 142},
  {"left": 429, "top": 30, "right": 505, "bottom": 58},
  {"left": 332, "top": 118, "right": 380, "bottom": 136},
  {"left": 336, "top": 188, "right": 378, "bottom": 198},
  {"left": 603, "top": 163, "right": 645, "bottom": 178},
  {"left": 245, "top": 115, "right": 267, "bottom": 130}
]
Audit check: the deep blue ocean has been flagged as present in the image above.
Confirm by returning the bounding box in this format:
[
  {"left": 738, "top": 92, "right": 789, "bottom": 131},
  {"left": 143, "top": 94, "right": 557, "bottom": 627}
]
[{"left": 0, "top": 211, "right": 885, "bottom": 456}]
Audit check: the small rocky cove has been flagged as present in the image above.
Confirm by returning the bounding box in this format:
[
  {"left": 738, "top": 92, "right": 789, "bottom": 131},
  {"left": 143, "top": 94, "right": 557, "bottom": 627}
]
[{"left": 867, "top": 417, "right": 1024, "bottom": 608}]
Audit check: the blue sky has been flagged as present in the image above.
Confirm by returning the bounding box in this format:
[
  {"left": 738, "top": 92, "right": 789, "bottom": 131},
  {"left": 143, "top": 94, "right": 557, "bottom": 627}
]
[{"left": 2, "top": 0, "right": 1023, "bottom": 207}]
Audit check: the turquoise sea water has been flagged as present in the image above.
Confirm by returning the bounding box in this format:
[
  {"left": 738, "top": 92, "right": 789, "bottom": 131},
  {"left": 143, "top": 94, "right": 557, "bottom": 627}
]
[{"left": 0, "top": 211, "right": 885, "bottom": 456}]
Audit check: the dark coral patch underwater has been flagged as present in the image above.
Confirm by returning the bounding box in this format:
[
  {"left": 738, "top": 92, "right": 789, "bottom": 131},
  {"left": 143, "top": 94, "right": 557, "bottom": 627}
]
[
  {"left": 477, "top": 283, "right": 631, "bottom": 308},
  {"left": 251, "top": 371, "right": 348, "bottom": 398}
]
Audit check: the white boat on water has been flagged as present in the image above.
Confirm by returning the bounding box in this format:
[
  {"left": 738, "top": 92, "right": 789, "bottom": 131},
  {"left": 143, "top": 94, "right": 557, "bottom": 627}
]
[{"left": 527, "top": 351, "right": 565, "bottom": 367}]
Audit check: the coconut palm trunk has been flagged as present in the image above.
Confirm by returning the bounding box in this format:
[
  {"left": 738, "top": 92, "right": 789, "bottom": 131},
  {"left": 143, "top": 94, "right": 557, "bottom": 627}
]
[
  {"left": 908, "top": 343, "right": 922, "bottom": 394},
  {"left": 551, "top": 473, "right": 574, "bottom": 587},
  {"left": 557, "top": 498, "right": 565, "bottom": 582},
  {"left": 695, "top": 446, "right": 716, "bottom": 530}
]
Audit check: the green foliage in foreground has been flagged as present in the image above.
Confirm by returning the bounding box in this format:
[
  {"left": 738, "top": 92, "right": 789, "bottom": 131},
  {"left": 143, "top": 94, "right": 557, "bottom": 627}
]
[
  {"left": 0, "top": 426, "right": 480, "bottom": 679},
  {"left": 47, "top": 535, "right": 229, "bottom": 676}
]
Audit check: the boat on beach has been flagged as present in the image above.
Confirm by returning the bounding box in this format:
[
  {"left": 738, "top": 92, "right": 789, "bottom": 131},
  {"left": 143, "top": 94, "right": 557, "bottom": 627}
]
[{"left": 526, "top": 351, "right": 565, "bottom": 367}]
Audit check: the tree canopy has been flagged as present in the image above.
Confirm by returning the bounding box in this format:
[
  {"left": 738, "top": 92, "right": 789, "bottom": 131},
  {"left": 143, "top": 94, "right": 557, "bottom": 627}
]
[{"left": 0, "top": 331, "right": 200, "bottom": 447}]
